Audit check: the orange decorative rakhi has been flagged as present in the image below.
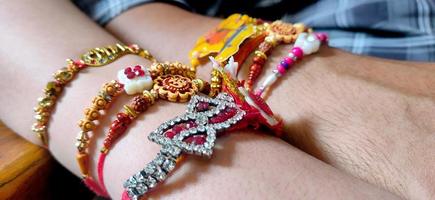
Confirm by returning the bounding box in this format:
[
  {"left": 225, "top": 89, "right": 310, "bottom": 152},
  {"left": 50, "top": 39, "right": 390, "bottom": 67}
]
[
  {"left": 246, "top": 21, "right": 310, "bottom": 90},
  {"left": 189, "top": 14, "right": 266, "bottom": 97},
  {"left": 189, "top": 13, "right": 260, "bottom": 67},
  {"left": 32, "top": 44, "right": 153, "bottom": 146}
]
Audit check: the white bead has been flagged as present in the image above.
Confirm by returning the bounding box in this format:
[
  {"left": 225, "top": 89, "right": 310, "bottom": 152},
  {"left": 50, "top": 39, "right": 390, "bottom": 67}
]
[
  {"left": 260, "top": 72, "right": 279, "bottom": 90},
  {"left": 117, "top": 65, "right": 153, "bottom": 95},
  {"left": 294, "top": 33, "right": 321, "bottom": 55}
]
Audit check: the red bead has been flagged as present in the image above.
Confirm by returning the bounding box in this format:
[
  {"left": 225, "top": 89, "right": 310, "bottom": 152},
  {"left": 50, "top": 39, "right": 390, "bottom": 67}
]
[
  {"left": 277, "top": 64, "right": 286, "bottom": 75},
  {"left": 109, "top": 122, "right": 127, "bottom": 137},
  {"left": 103, "top": 140, "right": 111, "bottom": 147},
  {"left": 117, "top": 113, "right": 131, "bottom": 124},
  {"left": 291, "top": 47, "right": 304, "bottom": 59},
  {"left": 284, "top": 57, "right": 294, "bottom": 66},
  {"left": 251, "top": 63, "right": 262, "bottom": 71},
  {"left": 253, "top": 56, "right": 265, "bottom": 65}
]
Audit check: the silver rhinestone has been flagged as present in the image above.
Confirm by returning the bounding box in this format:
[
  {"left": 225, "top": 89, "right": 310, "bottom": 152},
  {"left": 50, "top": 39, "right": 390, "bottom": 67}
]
[
  {"left": 126, "top": 188, "right": 138, "bottom": 198},
  {"left": 123, "top": 176, "right": 137, "bottom": 188},
  {"left": 207, "top": 134, "right": 216, "bottom": 141},
  {"left": 144, "top": 164, "right": 156, "bottom": 174},
  {"left": 162, "top": 159, "right": 176, "bottom": 172},
  {"left": 222, "top": 123, "right": 230, "bottom": 129},
  {"left": 154, "top": 154, "right": 165, "bottom": 165},
  {"left": 135, "top": 182, "right": 148, "bottom": 194},
  {"left": 193, "top": 145, "right": 200, "bottom": 152},
  {"left": 145, "top": 176, "right": 157, "bottom": 188},
  {"left": 196, "top": 115, "right": 208, "bottom": 125},
  {"left": 135, "top": 172, "right": 146, "bottom": 182},
  {"left": 154, "top": 168, "right": 167, "bottom": 181},
  {"left": 189, "top": 128, "right": 198, "bottom": 134},
  {"left": 197, "top": 125, "right": 205, "bottom": 132}
]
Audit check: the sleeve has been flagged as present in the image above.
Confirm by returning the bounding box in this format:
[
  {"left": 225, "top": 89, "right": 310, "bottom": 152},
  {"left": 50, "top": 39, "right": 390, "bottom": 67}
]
[{"left": 283, "top": 0, "right": 435, "bottom": 62}]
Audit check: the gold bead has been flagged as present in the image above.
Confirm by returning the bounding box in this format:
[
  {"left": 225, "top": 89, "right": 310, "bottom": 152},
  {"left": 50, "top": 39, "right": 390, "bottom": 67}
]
[
  {"left": 54, "top": 68, "right": 74, "bottom": 83},
  {"left": 123, "top": 105, "right": 138, "bottom": 118},
  {"left": 38, "top": 96, "right": 55, "bottom": 108},
  {"left": 78, "top": 119, "right": 95, "bottom": 132},
  {"left": 92, "top": 96, "right": 107, "bottom": 110},
  {"left": 84, "top": 107, "right": 100, "bottom": 120}
]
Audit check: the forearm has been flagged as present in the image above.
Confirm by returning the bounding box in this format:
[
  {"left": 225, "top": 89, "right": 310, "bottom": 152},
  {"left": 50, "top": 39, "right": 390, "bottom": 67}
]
[{"left": 264, "top": 47, "right": 435, "bottom": 199}]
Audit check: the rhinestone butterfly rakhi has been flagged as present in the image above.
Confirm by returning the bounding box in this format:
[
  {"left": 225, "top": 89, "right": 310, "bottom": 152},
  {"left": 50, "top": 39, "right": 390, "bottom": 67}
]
[{"left": 122, "top": 57, "right": 283, "bottom": 200}]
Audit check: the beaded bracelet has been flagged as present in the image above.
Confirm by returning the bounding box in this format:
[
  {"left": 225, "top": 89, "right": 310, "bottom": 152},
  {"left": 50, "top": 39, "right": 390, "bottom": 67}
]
[
  {"left": 76, "top": 80, "right": 124, "bottom": 196},
  {"left": 95, "top": 62, "right": 210, "bottom": 194},
  {"left": 32, "top": 44, "right": 153, "bottom": 146},
  {"left": 246, "top": 21, "right": 310, "bottom": 90},
  {"left": 122, "top": 58, "right": 283, "bottom": 200},
  {"left": 255, "top": 32, "right": 328, "bottom": 97}
]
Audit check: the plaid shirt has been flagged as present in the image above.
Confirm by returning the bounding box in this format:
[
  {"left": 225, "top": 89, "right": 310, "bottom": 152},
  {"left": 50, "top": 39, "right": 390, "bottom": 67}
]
[{"left": 73, "top": 0, "right": 435, "bottom": 62}]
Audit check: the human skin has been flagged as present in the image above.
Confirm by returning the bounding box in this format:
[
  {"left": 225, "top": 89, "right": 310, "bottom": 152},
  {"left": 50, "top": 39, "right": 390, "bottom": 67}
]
[{"left": 0, "top": 0, "right": 433, "bottom": 199}]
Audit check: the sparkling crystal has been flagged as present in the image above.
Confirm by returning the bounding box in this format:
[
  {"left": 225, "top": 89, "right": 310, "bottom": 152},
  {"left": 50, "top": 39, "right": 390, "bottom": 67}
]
[
  {"left": 207, "top": 134, "right": 216, "bottom": 141},
  {"left": 134, "top": 172, "right": 146, "bottom": 182},
  {"left": 195, "top": 144, "right": 203, "bottom": 150},
  {"left": 135, "top": 182, "right": 148, "bottom": 194},
  {"left": 127, "top": 188, "right": 137, "bottom": 198},
  {"left": 197, "top": 125, "right": 205, "bottom": 132},
  {"left": 162, "top": 159, "right": 176, "bottom": 172},
  {"left": 144, "top": 164, "right": 156, "bottom": 174},
  {"left": 154, "top": 154, "right": 165, "bottom": 165},
  {"left": 222, "top": 123, "right": 230, "bottom": 128},
  {"left": 145, "top": 176, "right": 157, "bottom": 188},
  {"left": 154, "top": 168, "right": 167, "bottom": 181},
  {"left": 124, "top": 177, "right": 137, "bottom": 188},
  {"left": 196, "top": 115, "right": 208, "bottom": 125}
]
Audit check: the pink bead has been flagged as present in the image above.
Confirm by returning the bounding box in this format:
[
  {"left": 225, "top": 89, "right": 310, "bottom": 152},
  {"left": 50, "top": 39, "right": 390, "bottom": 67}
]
[
  {"left": 291, "top": 47, "right": 304, "bottom": 59},
  {"left": 277, "top": 64, "right": 286, "bottom": 75},
  {"left": 315, "top": 32, "right": 328, "bottom": 43},
  {"left": 284, "top": 57, "right": 294, "bottom": 66}
]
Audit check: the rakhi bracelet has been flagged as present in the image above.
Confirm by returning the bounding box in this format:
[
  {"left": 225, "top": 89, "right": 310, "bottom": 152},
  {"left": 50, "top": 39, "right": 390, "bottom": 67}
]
[
  {"left": 77, "top": 80, "right": 124, "bottom": 197},
  {"left": 246, "top": 21, "right": 310, "bottom": 90},
  {"left": 76, "top": 64, "right": 155, "bottom": 197},
  {"left": 122, "top": 58, "right": 283, "bottom": 200},
  {"left": 255, "top": 32, "right": 328, "bottom": 97},
  {"left": 32, "top": 44, "right": 154, "bottom": 146},
  {"left": 95, "top": 63, "right": 210, "bottom": 194},
  {"left": 189, "top": 13, "right": 266, "bottom": 97}
]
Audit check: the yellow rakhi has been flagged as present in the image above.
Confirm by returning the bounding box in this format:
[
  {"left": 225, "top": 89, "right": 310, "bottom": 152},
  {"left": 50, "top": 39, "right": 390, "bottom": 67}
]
[{"left": 189, "top": 13, "right": 260, "bottom": 67}]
